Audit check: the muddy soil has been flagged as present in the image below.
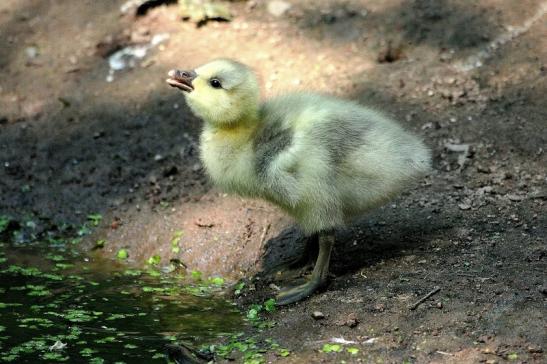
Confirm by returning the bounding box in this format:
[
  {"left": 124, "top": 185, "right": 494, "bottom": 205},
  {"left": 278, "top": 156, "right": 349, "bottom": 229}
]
[{"left": 0, "top": 0, "right": 545, "bottom": 363}]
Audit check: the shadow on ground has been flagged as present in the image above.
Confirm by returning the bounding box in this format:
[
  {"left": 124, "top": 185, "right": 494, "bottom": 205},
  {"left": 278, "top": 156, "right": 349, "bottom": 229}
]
[
  {"left": 0, "top": 90, "right": 205, "bottom": 225},
  {"left": 291, "top": 0, "right": 501, "bottom": 52}
]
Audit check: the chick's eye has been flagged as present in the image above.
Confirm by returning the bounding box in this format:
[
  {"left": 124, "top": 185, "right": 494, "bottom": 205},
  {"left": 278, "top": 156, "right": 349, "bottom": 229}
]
[{"left": 210, "top": 79, "right": 222, "bottom": 89}]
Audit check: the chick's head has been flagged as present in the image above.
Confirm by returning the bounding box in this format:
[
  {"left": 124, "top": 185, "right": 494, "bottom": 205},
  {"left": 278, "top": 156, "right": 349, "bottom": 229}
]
[{"left": 167, "top": 59, "right": 259, "bottom": 126}]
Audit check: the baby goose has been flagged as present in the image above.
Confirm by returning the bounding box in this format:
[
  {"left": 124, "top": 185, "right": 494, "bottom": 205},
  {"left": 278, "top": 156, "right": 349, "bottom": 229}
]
[{"left": 167, "top": 59, "right": 431, "bottom": 305}]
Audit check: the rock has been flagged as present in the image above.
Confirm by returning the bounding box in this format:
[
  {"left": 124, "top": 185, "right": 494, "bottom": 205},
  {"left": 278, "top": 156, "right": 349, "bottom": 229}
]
[
  {"left": 344, "top": 313, "right": 360, "bottom": 327},
  {"left": 335, "top": 312, "right": 359, "bottom": 327},
  {"left": 179, "top": 0, "right": 232, "bottom": 25},
  {"left": 506, "top": 193, "right": 525, "bottom": 202},
  {"left": 311, "top": 311, "right": 325, "bottom": 320},
  {"left": 527, "top": 345, "right": 543, "bottom": 353},
  {"left": 267, "top": 1, "right": 291, "bottom": 17},
  {"left": 458, "top": 203, "right": 471, "bottom": 210},
  {"left": 121, "top": 0, "right": 176, "bottom": 16},
  {"left": 268, "top": 283, "right": 280, "bottom": 291}
]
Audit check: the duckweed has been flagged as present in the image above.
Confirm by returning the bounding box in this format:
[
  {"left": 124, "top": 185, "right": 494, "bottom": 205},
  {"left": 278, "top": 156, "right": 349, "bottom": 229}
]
[{"left": 0, "top": 223, "right": 244, "bottom": 363}]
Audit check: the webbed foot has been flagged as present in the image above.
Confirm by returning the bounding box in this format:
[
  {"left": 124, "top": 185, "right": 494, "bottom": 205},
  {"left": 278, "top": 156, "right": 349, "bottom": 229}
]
[
  {"left": 275, "top": 277, "right": 326, "bottom": 305},
  {"left": 275, "top": 233, "right": 335, "bottom": 305}
]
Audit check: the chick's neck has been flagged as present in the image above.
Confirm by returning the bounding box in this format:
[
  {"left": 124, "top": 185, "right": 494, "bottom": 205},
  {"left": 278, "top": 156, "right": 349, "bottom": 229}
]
[{"left": 205, "top": 109, "right": 260, "bottom": 142}]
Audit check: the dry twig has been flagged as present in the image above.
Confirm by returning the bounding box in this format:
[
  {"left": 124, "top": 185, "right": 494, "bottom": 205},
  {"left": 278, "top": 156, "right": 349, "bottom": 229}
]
[{"left": 409, "top": 286, "right": 441, "bottom": 310}]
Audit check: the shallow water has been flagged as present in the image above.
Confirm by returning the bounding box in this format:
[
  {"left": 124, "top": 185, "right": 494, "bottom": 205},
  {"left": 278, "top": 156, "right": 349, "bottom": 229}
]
[{"left": 0, "top": 241, "right": 244, "bottom": 363}]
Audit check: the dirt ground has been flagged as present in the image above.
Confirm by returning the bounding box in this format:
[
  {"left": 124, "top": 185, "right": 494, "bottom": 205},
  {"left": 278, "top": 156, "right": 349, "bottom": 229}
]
[{"left": 0, "top": 0, "right": 545, "bottom": 363}]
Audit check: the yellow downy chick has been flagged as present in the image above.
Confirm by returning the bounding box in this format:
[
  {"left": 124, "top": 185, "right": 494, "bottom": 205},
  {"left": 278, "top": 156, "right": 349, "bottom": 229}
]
[{"left": 167, "top": 59, "right": 431, "bottom": 305}]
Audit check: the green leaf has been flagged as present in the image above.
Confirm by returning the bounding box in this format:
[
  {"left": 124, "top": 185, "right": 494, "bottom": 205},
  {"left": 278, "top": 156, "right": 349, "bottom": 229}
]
[
  {"left": 191, "top": 270, "right": 202, "bottom": 281},
  {"left": 347, "top": 347, "right": 359, "bottom": 355},
  {"left": 55, "top": 263, "right": 74, "bottom": 270},
  {"left": 77, "top": 225, "right": 91, "bottom": 237},
  {"left": 123, "top": 269, "right": 142, "bottom": 276},
  {"left": 117, "top": 249, "right": 128, "bottom": 260},
  {"left": 87, "top": 214, "right": 102, "bottom": 227},
  {"left": 321, "top": 343, "right": 342, "bottom": 353},
  {"left": 208, "top": 276, "right": 224, "bottom": 286},
  {"left": 0, "top": 216, "right": 10, "bottom": 233},
  {"left": 46, "top": 254, "right": 65, "bottom": 262},
  {"left": 80, "top": 348, "right": 97, "bottom": 357},
  {"left": 264, "top": 298, "right": 276, "bottom": 312},
  {"left": 234, "top": 282, "right": 245, "bottom": 296},
  {"left": 146, "top": 269, "right": 161, "bottom": 277},
  {"left": 246, "top": 308, "right": 259, "bottom": 321},
  {"left": 42, "top": 352, "right": 69, "bottom": 361},
  {"left": 508, "top": 353, "right": 518, "bottom": 360},
  {"left": 171, "top": 230, "right": 184, "bottom": 245},
  {"left": 278, "top": 348, "right": 290, "bottom": 357},
  {"left": 147, "top": 255, "right": 161, "bottom": 266},
  {"left": 95, "top": 239, "right": 106, "bottom": 248}
]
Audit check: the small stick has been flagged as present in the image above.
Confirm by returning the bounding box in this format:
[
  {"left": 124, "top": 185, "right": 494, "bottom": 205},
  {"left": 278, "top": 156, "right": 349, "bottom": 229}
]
[
  {"left": 409, "top": 286, "right": 441, "bottom": 310},
  {"left": 258, "top": 223, "right": 271, "bottom": 248},
  {"left": 436, "top": 351, "right": 453, "bottom": 356}
]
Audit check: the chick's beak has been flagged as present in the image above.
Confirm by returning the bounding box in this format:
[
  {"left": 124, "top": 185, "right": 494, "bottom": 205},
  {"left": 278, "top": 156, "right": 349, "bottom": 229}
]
[{"left": 166, "top": 69, "right": 197, "bottom": 92}]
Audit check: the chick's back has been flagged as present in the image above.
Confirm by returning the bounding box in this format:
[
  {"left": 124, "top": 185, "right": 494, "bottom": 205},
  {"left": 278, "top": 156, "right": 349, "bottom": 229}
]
[{"left": 253, "top": 92, "right": 430, "bottom": 231}]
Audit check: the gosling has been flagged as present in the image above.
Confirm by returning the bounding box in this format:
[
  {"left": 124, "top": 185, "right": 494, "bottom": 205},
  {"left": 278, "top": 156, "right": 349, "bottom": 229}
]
[{"left": 167, "top": 59, "right": 431, "bottom": 305}]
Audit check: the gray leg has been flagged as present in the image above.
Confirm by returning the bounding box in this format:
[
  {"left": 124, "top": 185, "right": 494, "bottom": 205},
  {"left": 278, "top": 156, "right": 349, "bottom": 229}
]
[{"left": 276, "top": 233, "right": 335, "bottom": 305}]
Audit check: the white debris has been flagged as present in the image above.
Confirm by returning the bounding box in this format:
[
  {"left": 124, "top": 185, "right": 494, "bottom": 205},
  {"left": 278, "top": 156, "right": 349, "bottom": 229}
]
[
  {"left": 445, "top": 142, "right": 471, "bottom": 171},
  {"left": 108, "top": 45, "right": 148, "bottom": 71},
  {"left": 445, "top": 143, "right": 470, "bottom": 153},
  {"left": 106, "top": 33, "right": 170, "bottom": 82},
  {"left": 49, "top": 341, "right": 67, "bottom": 351},
  {"left": 330, "top": 337, "right": 357, "bottom": 345},
  {"left": 363, "top": 337, "right": 378, "bottom": 345},
  {"left": 151, "top": 33, "right": 170, "bottom": 46}
]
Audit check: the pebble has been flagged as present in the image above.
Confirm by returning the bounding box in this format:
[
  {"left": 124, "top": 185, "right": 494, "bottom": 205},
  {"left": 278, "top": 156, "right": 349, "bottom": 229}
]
[
  {"left": 311, "top": 311, "right": 325, "bottom": 320},
  {"left": 506, "top": 194, "right": 525, "bottom": 202},
  {"left": 25, "top": 46, "right": 39, "bottom": 59},
  {"left": 267, "top": 1, "right": 291, "bottom": 17},
  {"left": 268, "top": 283, "right": 280, "bottom": 291},
  {"left": 344, "top": 313, "right": 359, "bottom": 327}
]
